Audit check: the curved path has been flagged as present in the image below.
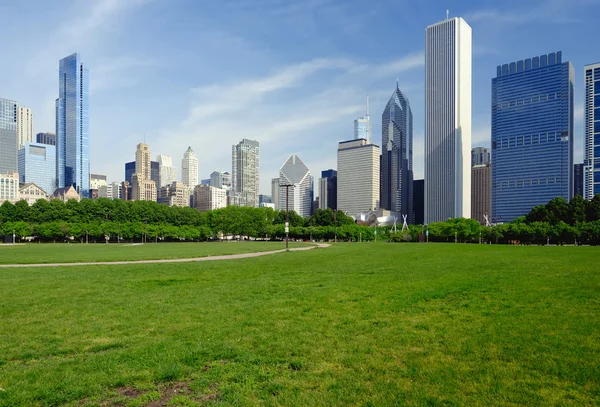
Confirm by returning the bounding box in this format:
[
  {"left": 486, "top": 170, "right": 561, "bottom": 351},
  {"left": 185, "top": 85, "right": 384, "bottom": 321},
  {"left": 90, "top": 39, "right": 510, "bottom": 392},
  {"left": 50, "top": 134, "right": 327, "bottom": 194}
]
[{"left": 0, "top": 243, "right": 331, "bottom": 268}]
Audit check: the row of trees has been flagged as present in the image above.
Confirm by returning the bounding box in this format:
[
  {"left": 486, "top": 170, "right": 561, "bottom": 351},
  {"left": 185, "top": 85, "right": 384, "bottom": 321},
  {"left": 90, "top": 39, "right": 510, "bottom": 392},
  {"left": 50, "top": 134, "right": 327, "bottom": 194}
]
[{"left": 0, "top": 199, "right": 365, "bottom": 243}]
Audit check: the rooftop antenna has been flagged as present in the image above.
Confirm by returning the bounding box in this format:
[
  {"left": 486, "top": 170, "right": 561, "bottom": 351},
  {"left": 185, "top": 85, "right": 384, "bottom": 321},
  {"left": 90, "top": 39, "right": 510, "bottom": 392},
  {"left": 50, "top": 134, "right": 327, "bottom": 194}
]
[
  {"left": 446, "top": 9, "right": 449, "bottom": 20},
  {"left": 366, "top": 93, "right": 369, "bottom": 116}
]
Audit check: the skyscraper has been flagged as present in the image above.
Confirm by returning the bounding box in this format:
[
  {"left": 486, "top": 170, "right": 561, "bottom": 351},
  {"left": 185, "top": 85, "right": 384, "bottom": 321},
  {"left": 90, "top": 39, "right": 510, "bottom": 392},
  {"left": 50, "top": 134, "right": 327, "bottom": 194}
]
[
  {"left": 492, "top": 52, "right": 574, "bottom": 222},
  {"left": 425, "top": 17, "right": 472, "bottom": 223},
  {"left": 271, "top": 178, "right": 280, "bottom": 210},
  {"left": 354, "top": 95, "right": 371, "bottom": 143},
  {"left": 574, "top": 163, "right": 584, "bottom": 197},
  {"left": 584, "top": 62, "right": 600, "bottom": 200},
  {"left": 278, "top": 154, "right": 313, "bottom": 218},
  {"left": 337, "top": 139, "right": 380, "bottom": 215},
  {"left": 157, "top": 154, "right": 176, "bottom": 187},
  {"left": 232, "top": 139, "right": 260, "bottom": 207},
  {"left": 413, "top": 179, "right": 424, "bottom": 225},
  {"left": 472, "top": 165, "right": 491, "bottom": 225},
  {"left": 381, "top": 83, "right": 413, "bottom": 221},
  {"left": 318, "top": 169, "right": 337, "bottom": 210},
  {"left": 36, "top": 132, "right": 56, "bottom": 146},
  {"left": 17, "top": 106, "right": 33, "bottom": 148},
  {"left": 471, "top": 147, "right": 491, "bottom": 166},
  {"left": 181, "top": 146, "right": 198, "bottom": 188},
  {"left": 131, "top": 143, "right": 157, "bottom": 202},
  {"left": 18, "top": 142, "right": 57, "bottom": 195},
  {"left": 56, "top": 53, "right": 90, "bottom": 198},
  {"left": 0, "top": 98, "right": 18, "bottom": 174}
]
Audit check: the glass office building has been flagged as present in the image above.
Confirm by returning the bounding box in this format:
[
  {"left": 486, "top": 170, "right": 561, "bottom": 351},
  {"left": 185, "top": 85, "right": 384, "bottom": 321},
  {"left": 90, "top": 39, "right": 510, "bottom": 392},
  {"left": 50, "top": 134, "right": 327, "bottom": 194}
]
[
  {"left": 56, "top": 53, "right": 90, "bottom": 198},
  {"left": 583, "top": 63, "right": 600, "bottom": 199},
  {"left": 18, "top": 142, "right": 57, "bottom": 194},
  {"left": 492, "top": 51, "right": 574, "bottom": 222},
  {"left": 381, "top": 84, "right": 413, "bottom": 220},
  {"left": 0, "top": 98, "right": 18, "bottom": 174}
]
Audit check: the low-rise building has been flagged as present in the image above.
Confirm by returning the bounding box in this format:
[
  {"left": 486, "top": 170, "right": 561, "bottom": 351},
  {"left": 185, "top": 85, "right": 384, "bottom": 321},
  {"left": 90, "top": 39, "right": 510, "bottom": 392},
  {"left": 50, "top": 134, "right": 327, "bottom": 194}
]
[
  {"left": 194, "top": 185, "right": 227, "bottom": 212},
  {"left": 51, "top": 185, "right": 80, "bottom": 202},
  {"left": 158, "top": 181, "right": 189, "bottom": 207},
  {"left": 0, "top": 172, "right": 20, "bottom": 204},
  {"left": 19, "top": 183, "right": 48, "bottom": 205}
]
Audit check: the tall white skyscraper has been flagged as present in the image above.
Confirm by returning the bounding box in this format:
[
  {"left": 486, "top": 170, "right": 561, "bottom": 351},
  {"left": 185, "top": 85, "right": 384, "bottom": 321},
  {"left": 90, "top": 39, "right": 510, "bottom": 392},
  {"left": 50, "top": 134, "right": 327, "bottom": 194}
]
[
  {"left": 181, "top": 146, "right": 198, "bottom": 188},
  {"left": 424, "top": 17, "right": 472, "bottom": 223},
  {"left": 17, "top": 106, "right": 33, "bottom": 148},
  {"left": 232, "top": 139, "right": 260, "bottom": 207},
  {"left": 156, "top": 154, "right": 177, "bottom": 187},
  {"left": 353, "top": 95, "right": 371, "bottom": 143},
  {"left": 278, "top": 154, "right": 313, "bottom": 218}
]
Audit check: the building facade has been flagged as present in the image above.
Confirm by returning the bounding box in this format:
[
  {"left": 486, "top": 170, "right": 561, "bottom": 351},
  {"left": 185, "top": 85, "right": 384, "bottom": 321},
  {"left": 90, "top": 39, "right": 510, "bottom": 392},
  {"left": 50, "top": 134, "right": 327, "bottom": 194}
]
[
  {"left": 425, "top": 17, "right": 472, "bottom": 223},
  {"left": 158, "top": 181, "right": 188, "bottom": 207},
  {"left": 381, "top": 84, "right": 413, "bottom": 221},
  {"left": 90, "top": 174, "right": 108, "bottom": 198},
  {"left": 278, "top": 154, "right": 313, "bottom": 218},
  {"left": 17, "top": 106, "right": 33, "bottom": 148},
  {"left": 318, "top": 169, "right": 337, "bottom": 210},
  {"left": 18, "top": 142, "right": 56, "bottom": 195},
  {"left": 0, "top": 98, "right": 18, "bottom": 174},
  {"left": 271, "top": 178, "right": 280, "bottom": 210},
  {"left": 210, "top": 171, "right": 231, "bottom": 188},
  {"left": 413, "top": 179, "right": 424, "bottom": 225},
  {"left": 472, "top": 164, "right": 491, "bottom": 225},
  {"left": 584, "top": 62, "right": 600, "bottom": 200},
  {"left": 51, "top": 185, "right": 80, "bottom": 202},
  {"left": 337, "top": 139, "right": 380, "bottom": 215},
  {"left": 472, "top": 147, "right": 491, "bottom": 166},
  {"left": 156, "top": 154, "right": 176, "bottom": 188},
  {"left": 131, "top": 173, "right": 157, "bottom": 202},
  {"left": 0, "top": 172, "right": 19, "bottom": 204},
  {"left": 19, "top": 183, "right": 48, "bottom": 206},
  {"left": 232, "top": 139, "right": 260, "bottom": 207},
  {"left": 194, "top": 185, "right": 227, "bottom": 212},
  {"left": 574, "top": 163, "right": 584, "bottom": 197},
  {"left": 56, "top": 53, "right": 90, "bottom": 198},
  {"left": 182, "top": 147, "right": 198, "bottom": 188},
  {"left": 353, "top": 95, "right": 371, "bottom": 143},
  {"left": 36, "top": 132, "right": 56, "bottom": 146},
  {"left": 492, "top": 51, "right": 574, "bottom": 222}
]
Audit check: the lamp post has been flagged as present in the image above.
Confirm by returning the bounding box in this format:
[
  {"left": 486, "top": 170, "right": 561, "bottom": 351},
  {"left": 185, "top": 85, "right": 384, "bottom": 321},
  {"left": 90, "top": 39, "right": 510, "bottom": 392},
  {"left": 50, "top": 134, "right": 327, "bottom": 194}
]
[
  {"left": 104, "top": 212, "right": 109, "bottom": 245},
  {"left": 334, "top": 210, "right": 337, "bottom": 243},
  {"left": 13, "top": 229, "right": 15, "bottom": 244}
]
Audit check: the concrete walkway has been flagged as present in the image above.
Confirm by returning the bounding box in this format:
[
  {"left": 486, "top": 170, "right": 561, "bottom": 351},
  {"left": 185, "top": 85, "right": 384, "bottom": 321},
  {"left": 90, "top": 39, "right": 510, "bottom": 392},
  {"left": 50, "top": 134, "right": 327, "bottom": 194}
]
[{"left": 0, "top": 243, "right": 331, "bottom": 268}]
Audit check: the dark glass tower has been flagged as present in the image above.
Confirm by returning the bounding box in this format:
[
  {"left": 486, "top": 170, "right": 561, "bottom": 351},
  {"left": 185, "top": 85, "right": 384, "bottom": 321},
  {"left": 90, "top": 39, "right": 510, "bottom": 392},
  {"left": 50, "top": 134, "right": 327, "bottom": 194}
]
[
  {"left": 381, "top": 83, "right": 413, "bottom": 221},
  {"left": 492, "top": 51, "right": 574, "bottom": 222},
  {"left": 56, "top": 53, "right": 90, "bottom": 198}
]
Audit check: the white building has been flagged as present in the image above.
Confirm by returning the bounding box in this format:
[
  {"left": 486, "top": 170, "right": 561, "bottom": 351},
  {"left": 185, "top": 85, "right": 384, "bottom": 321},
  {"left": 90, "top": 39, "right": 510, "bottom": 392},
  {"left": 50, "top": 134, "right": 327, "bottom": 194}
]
[
  {"left": 0, "top": 172, "right": 20, "bottom": 204},
  {"left": 181, "top": 147, "right": 198, "bottom": 188},
  {"left": 158, "top": 181, "right": 189, "bottom": 207},
  {"left": 194, "top": 185, "right": 227, "bottom": 212},
  {"left": 278, "top": 154, "right": 313, "bottom": 218},
  {"left": 157, "top": 154, "right": 177, "bottom": 187},
  {"left": 232, "top": 139, "right": 259, "bottom": 207},
  {"left": 337, "top": 139, "right": 380, "bottom": 216},
  {"left": 17, "top": 106, "right": 33, "bottom": 148},
  {"left": 90, "top": 174, "right": 108, "bottom": 198},
  {"left": 19, "top": 183, "right": 47, "bottom": 205},
  {"left": 107, "top": 182, "right": 122, "bottom": 199},
  {"left": 424, "top": 17, "right": 472, "bottom": 223}
]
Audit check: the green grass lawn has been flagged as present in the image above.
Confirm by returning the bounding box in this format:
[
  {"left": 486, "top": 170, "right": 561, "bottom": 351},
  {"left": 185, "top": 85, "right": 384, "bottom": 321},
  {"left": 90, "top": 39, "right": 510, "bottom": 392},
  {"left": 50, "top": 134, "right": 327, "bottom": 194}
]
[
  {"left": 0, "top": 242, "right": 308, "bottom": 264},
  {"left": 0, "top": 243, "right": 599, "bottom": 406}
]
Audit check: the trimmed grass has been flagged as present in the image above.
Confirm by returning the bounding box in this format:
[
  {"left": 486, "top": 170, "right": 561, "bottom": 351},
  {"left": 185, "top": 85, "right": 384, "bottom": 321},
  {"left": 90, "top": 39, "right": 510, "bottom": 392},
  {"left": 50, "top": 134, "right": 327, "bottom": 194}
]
[
  {"left": 0, "top": 242, "right": 308, "bottom": 264},
  {"left": 0, "top": 243, "right": 599, "bottom": 406}
]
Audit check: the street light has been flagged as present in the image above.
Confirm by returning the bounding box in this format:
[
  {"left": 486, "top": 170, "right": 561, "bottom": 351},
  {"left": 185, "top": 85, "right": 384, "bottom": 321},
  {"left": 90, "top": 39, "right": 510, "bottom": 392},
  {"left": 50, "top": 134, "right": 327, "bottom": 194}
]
[
  {"left": 279, "top": 182, "right": 293, "bottom": 250},
  {"left": 13, "top": 229, "right": 15, "bottom": 244}
]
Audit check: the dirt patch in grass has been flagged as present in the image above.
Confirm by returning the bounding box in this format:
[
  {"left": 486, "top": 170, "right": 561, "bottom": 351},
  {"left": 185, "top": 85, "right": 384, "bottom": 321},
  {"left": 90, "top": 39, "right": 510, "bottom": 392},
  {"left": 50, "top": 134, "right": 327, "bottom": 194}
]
[{"left": 146, "top": 382, "right": 193, "bottom": 406}]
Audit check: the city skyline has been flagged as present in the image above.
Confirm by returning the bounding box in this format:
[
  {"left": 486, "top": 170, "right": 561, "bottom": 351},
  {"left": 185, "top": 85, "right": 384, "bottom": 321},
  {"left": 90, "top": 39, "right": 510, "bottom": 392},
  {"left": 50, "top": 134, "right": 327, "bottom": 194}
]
[{"left": 0, "top": 0, "right": 596, "bottom": 195}]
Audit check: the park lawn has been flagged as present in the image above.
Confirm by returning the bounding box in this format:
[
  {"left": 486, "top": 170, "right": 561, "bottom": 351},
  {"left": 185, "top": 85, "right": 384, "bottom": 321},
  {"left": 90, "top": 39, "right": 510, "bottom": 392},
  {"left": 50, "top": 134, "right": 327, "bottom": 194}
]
[
  {"left": 0, "top": 241, "right": 309, "bottom": 264},
  {"left": 0, "top": 243, "right": 598, "bottom": 406}
]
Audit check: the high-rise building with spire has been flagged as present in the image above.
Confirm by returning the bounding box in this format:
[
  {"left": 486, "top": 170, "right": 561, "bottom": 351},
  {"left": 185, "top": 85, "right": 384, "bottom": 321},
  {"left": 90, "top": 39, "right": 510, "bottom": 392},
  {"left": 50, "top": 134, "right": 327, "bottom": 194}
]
[
  {"left": 131, "top": 143, "right": 156, "bottom": 202},
  {"left": 353, "top": 95, "right": 371, "bottom": 143},
  {"left": 56, "top": 53, "right": 90, "bottom": 198},
  {"left": 381, "top": 83, "right": 413, "bottom": 221},
  {"left": 424, "top": 17, "right": 472, "bottom": 223},
  {"left": 181, "top": 147, "right": 198, "bottom": 188}
]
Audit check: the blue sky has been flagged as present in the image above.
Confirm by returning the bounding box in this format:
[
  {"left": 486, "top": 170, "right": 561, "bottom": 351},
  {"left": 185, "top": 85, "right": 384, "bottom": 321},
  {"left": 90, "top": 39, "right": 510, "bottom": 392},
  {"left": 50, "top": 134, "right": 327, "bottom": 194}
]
[{"left": 0, "top": 0, "right": 598, "bottom": 194}]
